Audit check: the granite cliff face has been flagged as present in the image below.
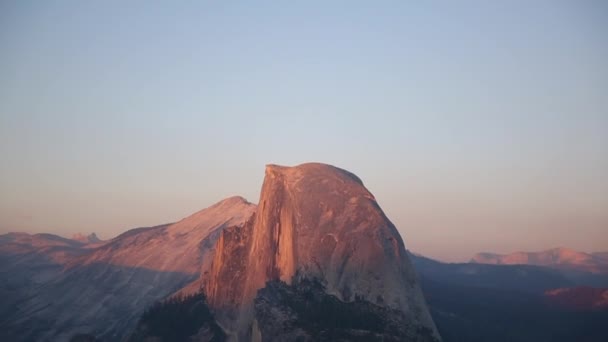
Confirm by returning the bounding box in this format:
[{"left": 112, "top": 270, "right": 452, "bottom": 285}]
[
  {"left": 0, "top": 233, "right": 94, "bottom": 326},
  {"left": 204, "top": 163, "right": 440, "bottom": 340},
  {"left": 1, "top": 197, "right": 255, "bottom": 341},
  {"left": 71, "top": 233, "right": 103, "bottom": 245},
  {"left": 1, "top": 163, "right": 439, "bottom": 341}
]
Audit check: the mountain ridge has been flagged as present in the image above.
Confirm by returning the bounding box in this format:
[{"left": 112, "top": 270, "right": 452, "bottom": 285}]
[
  {"left": 0, "top": 196, "right": 256, "bottom": 341},
  {"left": 1, "top": 163, "right": 440, "bottom": 341},
  {"left": 203, "top": 162, "right": 440, "bottom": 340},
  {"left": 471, "top": 247, "right": 608, "bottom": 274}
]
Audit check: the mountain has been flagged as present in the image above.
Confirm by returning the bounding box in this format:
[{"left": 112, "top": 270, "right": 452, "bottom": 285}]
[
  {"left": 71, "top": 233, "right": 102, "bottom": 245},
  {"left": 471, "top": 247, "right": 608, "bottom": 274},
  {"left": 0, "top": 232, "right": 94, "bottom": 325},
  {"left": 1, "top": 163, "right": 439, "bottom": 341},
  {"left": 412, "top": 253, "right": 608, "bottom": 342},
  {"left": 128, "top": 291, "right": 225, "bottom": 342},
  {"left": 0, "top": 232, "right": 88, "bottom": 261},
  {"left": 254, "top": 278, "right": 434, "bottom": 341},
  {"left": 1, "top": 197, "right": 255, "bottom": 341},
  {"left": 410, "top": 253, "right": 574, "bottom": 293},
  {"left": 203, "top": 163, "right": 439, "bottom": 341},
  {"left": 421, "top": 277, "right": 608, "bottom": 342},
  {"left": 4, "top": 161, "right": 606, "bottom": 341}
]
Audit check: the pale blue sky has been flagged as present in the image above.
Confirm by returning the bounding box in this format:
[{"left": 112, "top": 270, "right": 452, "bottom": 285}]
[{"left": 1, "top": 1, "right": 607, "bottom": 261}]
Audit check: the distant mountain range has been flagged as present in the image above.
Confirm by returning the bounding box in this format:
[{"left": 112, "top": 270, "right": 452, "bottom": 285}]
[
  {"left": 0, "top": 163, "right": 440, "bottom": 342},
  {"left": 471, "top": 247, "right": 608, "bottom": 274},
  {"left": 544, "top": 287, "right": 608, "bottom": 311},
  {"left": 408, "top": 253, "right": 608, "bottom": 342},
  {"left": 0, "top": 231, "right": 102, "bottom": 266},
  {"left": 0, "top": 196, "right": 256, "bottom": 341}
]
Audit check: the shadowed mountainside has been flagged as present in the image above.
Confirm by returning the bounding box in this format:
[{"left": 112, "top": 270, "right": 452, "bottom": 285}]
[
  {"left": 1, "top": 264, "right": 195, "bottom": 341},
  {"left": 0, "top": 232, "right": 95, "bottom": 324},
  {"left": 1, "top": 164, "right": 439, "bottom": 341},
  {"left": 127, "top": 291, "right": 225, "bottom": 342},
  {"left": 544, "top": 287, "right": 608, "bottom": 311},
  {"left": 0, "top": 197, "right": 255, "bottom": 341},
  {"left": 411, "top": 253, "right": 608, "bottom": 342},
  {"left": 71, "top": 233, "right": 103, "bottom": 245},
  {"left": 254, "top": 277, "right": 438, "bottom": 341},
  {"left": 10, "top": 163, "right": 606, "bottom": 341},
  {"left": 410, "top": 253, "right": 574, "bottom": 293}
]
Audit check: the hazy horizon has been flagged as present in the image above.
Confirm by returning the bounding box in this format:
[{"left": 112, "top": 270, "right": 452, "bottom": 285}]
[{"left": 1, "top": 1, "right": 607, "bottom": 262}]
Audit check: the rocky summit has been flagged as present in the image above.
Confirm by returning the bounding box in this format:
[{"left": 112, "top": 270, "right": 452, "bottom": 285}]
[
  {"left": 0, "top": 163, "right": 440, "bottom": 342},
  {"left": 1, "top": 197, "right": 255, "bottom": 341},
  {"left": 204, "top": 163, "right": 440, "bottom": 341}
]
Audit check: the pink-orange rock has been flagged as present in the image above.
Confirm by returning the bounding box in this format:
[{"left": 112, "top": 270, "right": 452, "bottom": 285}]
[{"left": 205, "top": 163, "right": 440, "bottom": 340}]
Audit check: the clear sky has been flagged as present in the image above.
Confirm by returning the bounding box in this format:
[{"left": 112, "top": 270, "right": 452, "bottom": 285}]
[{"left": 1, "top": 1, "right": 607, "bottom": 261}]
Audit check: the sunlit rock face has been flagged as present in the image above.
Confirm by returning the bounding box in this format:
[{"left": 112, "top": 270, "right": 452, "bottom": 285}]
[
  {"left": 2, "top": 197, "right": 255, "bottom": 342},
  {"left": 1, "top": 163, "right": 439, "bottom": 341},
  {"left": 205, "top": 163, "right": 440, "bottom": 340}
]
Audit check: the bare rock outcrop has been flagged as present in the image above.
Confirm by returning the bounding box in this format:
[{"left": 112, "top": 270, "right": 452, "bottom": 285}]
[
  {"left": 204, "top": 163, "right": 440, "bottom": 340},
  {"left": 2, "top": 197, "right": 255, "bottom": 341},
  {"left": 1, "top": 163, "right": 439, "bottom": 341}
]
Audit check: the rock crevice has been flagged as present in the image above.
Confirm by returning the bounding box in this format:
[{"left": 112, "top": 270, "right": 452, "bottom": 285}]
[{"left": 204, "top": 163, "right": 440, "bottom": 340}]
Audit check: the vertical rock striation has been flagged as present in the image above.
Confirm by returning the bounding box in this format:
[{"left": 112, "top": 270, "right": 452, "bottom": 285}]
[
  {"left": 2, "top": 197, "right": 256, "bottom": 341},
  {"left": 205, "top": 163, "right": 440, "bottom": 340}
]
